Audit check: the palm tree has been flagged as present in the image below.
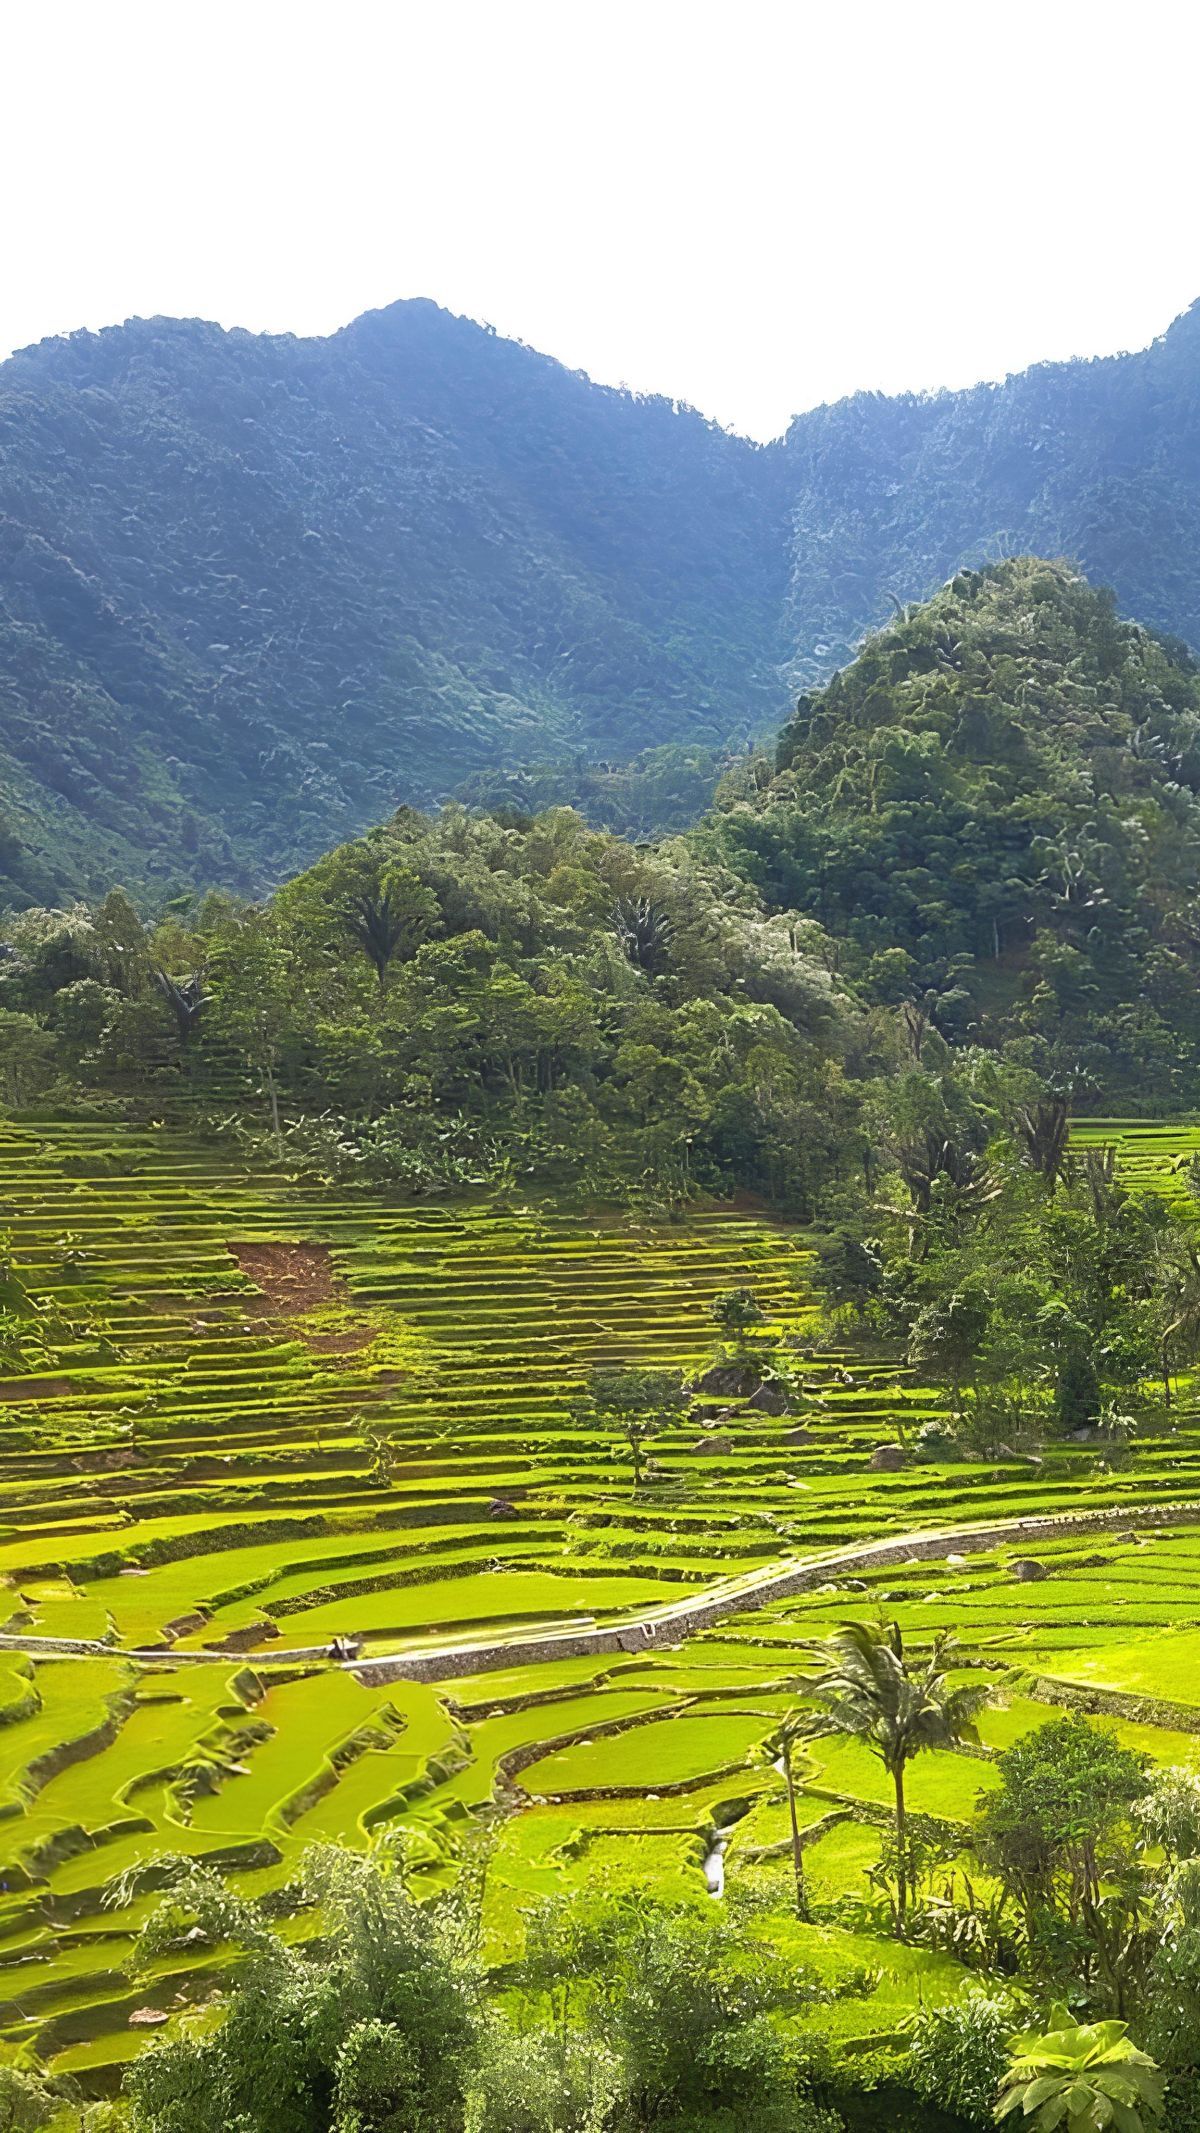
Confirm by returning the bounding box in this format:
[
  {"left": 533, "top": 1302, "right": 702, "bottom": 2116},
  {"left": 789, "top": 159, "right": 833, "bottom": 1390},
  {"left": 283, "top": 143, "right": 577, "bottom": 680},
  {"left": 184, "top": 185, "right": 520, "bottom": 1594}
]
[
  {"left": 612, "top": 895, "right": 675, "bottom": 977},
  {"left": 343, "top": 866, "right": 437, "bottom": 989},
  {"left": 344, "top": 885, "right": 412, "bottom": 988},
  {"left": 152, "top": 966, "right": 211, "bottom": 1043},
  {"left": 996, "top": 2005, "right": 1164, "bottom": 2132},
  {"left": 810, "top": 1621, "right": 988, "bottom": 1935},
  {"left": 1014, "top": 1094, "right": 1070, "bottom": 1187},
  {"left": 761, "top": 1711, "right": 811, "bottom": 1921}
]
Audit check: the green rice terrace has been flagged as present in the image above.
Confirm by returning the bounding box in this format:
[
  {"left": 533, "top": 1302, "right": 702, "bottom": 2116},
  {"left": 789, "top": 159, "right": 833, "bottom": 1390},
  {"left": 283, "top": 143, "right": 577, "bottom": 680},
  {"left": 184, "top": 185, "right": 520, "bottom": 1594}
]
[{"left": 2, "top": 1115, "right": 1200, "bottom": 2089}]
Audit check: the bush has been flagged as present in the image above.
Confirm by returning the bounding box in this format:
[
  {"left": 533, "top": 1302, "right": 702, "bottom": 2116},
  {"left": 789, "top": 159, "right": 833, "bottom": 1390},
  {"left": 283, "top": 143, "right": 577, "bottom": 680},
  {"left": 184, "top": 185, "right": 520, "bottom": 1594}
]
[
  {"left": 914, "top": 1417, "right": 960, "bottom": 1461},
  {"left": 902, "top": 1991, "right": 1017, "bottom": 2124},
  {"left": 0, "top": 2066, "right": 57, "bottom": 2133},
  {"left": 465, "top": 2026, "right": 619, "bottom": 2133}
]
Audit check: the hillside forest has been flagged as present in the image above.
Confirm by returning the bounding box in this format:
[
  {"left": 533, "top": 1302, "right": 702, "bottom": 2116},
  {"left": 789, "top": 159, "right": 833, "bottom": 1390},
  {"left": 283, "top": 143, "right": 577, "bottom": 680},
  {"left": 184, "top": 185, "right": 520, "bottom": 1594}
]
[{"left": 10, "top": 561, "right": 1200, "bottom": 1439}]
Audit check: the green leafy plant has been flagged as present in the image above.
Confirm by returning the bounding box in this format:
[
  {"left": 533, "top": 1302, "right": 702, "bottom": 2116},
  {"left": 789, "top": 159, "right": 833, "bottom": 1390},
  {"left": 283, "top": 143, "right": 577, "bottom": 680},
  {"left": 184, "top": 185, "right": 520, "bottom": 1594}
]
[
  {"left": 995, "top": 2005, "right": 1165, "bottom": 2131},
  {"left": 571, "top": 1367, "right": 688, "bottom": 1495},
  {"left": 904, "top": 1989, "right": 1017, "bottom": 2124}
]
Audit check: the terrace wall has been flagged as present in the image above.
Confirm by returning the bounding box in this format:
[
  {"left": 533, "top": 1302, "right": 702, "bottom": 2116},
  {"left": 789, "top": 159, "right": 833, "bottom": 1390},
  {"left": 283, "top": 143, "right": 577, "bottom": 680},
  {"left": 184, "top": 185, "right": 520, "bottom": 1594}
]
[
  {"left": 353, "top": 1497, "right": 1200, "bottom": 1684},
  {"left": 5, "top": 1498, "right": 1198, "bottom": 1685}
]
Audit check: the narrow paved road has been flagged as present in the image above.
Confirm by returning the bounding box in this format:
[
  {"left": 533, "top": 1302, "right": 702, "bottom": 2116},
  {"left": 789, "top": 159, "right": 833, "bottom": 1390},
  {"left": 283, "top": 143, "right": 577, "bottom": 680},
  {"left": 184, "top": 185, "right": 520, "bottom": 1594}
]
[{"left": 1, "top": 1496, "right": 1194, "bottom": 1681}]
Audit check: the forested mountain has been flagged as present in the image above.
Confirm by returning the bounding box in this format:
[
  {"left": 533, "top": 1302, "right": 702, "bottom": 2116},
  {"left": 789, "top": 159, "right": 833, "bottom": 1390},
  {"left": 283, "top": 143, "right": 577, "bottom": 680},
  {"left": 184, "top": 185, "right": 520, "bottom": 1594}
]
[
  {"left": 5, "top": 294, "right": 1200, "bottom": 906},
  {"left": 779, "top": 297, "right": 1200, "bottom": 684},
  {"left": 0, "top": 302, "right": 789, "bottom": 905},
  {"left": 10, "top": 559, "right": 1200, "bottom": 1218}
]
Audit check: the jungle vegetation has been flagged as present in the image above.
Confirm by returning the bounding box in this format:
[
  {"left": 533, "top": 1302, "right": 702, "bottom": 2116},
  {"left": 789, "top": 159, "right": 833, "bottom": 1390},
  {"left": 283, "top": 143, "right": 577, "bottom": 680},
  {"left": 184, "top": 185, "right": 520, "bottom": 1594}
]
[
  {"left": 16, "top": 1691, "right": 1200, "bottom": 2132},
  {"left": 703, "top": 559, "right": 1200, "bottom": 1106}
]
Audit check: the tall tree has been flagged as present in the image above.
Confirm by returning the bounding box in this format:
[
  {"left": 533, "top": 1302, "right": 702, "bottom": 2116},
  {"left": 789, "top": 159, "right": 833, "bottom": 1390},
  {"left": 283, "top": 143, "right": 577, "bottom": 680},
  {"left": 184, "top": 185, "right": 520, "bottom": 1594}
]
[
  {"left": 344, "top": 866, "right": 439, "bottom": 990},
  {"left": 761, "top": 1711, "right": 812, "bottom": 1920},
  {"left": 572, "top": 1367, "right": 688, "bottom": 1495},
  {"left": 975, "top": 1715, "right": 1151, "bottom": 2012},
  {"left": 810, "top": 1622, "right": 988, "bottom": 1934}
]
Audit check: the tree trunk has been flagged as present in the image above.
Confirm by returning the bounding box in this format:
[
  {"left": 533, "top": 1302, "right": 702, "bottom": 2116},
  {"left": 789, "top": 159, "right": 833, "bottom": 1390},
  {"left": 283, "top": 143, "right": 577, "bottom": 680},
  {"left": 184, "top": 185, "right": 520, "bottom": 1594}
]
[
  {"left": 893, "top": 1763, "right": 908, "bottom": 1936},
  {"left": 783, "top": 1738, "right": 808, "bottom": 1920},
  {"left": 265, "top": 1058, "right": 282, "bottom": 1158}
]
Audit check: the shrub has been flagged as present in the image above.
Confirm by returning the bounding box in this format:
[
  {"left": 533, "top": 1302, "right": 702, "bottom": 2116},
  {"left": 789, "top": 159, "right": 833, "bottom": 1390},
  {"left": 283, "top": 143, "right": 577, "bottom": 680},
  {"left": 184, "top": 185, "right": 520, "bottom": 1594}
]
[{"left": 902, "top": 1991, "right": 1016, "bottom": 2124}]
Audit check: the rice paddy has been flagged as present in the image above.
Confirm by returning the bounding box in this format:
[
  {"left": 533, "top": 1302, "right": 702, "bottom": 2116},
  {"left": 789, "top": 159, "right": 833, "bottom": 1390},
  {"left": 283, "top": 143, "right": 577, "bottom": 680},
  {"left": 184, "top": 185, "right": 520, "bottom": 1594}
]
[{"left": 3, "top": 1112, "right": 1200, "bottom": 2085}]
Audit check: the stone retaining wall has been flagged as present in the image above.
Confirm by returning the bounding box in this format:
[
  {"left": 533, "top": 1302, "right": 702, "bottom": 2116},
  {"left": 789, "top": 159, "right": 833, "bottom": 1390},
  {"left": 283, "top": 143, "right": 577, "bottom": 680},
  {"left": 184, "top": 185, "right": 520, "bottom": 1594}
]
[
  {"left": 2, "top": 1498, "right": 1198, "bottom": 1681},
  {"left": 1032, "top": 1675, "right": 1200, "bottom": 1734},
  {"left": 353, "top": 1498, "right": 1200, "bottom": 1685}
]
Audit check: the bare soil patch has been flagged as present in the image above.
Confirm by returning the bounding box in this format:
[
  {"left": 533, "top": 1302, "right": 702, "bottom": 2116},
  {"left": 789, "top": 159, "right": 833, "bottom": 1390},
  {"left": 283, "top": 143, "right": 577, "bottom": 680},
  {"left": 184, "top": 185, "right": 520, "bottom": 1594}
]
[
  {"left": 0, "top": 1377, "right": 75, "bottom": 1403},
  {"left": 302, "top": 1326, "right": 378, "bottom": 1356},
  {"left": 229, "top": 1241, "right": 342, "bottom": 1312},
  {"left": 227, "top": 1241, "right": 378, "bottom": 1355}
]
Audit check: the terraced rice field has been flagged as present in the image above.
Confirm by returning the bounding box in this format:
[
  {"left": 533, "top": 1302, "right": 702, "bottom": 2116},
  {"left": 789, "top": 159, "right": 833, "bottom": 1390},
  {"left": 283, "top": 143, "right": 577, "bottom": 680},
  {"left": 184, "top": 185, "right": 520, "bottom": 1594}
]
[{"left": 3, "top": 1114, "right": 1200, "bottom": 2084}]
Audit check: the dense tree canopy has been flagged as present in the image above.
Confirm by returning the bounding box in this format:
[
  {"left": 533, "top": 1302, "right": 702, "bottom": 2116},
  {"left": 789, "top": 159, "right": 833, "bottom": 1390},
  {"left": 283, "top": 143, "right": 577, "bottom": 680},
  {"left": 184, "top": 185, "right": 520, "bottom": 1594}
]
[
  {"left": 702, "top": 560, "right": 1200, "bottom": 1103},
  {"left": 0, "top": 302, "right": 787, "bottom": 905},
  {"left": 0, "top": 808, "right": 856, "bottom": 1212},
  {"left": 7, "top": 293, "right": 1200, "bottom": 903}
]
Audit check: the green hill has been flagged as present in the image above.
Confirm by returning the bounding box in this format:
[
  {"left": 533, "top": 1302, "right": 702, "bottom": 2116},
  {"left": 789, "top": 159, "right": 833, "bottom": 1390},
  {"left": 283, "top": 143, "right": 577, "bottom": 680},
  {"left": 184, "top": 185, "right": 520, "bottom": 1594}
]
[
  {"left": 0, "top": 302, "right": 789, "bottom": 905},
  {"left": 701, "top": 557, "right": 1200, "bottom": 1102},
  {"left": 779, "top": 297, "right": 1200, "bottom": 684}
]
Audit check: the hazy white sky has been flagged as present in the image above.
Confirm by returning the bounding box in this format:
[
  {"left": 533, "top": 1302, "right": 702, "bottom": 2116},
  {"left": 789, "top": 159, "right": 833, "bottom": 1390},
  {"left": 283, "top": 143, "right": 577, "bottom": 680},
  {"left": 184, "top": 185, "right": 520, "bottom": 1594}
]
[{"left": 5, "top": 0, "right": 1200, "bottom": 439}]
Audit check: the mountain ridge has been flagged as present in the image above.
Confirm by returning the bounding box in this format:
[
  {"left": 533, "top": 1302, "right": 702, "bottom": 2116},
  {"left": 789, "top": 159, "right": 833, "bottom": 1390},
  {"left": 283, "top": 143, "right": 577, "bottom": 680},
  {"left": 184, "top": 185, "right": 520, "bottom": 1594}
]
[
  {"left": 0, "top": 298, "right": 789, "bottom": 903},
  {"left": 4, "top": 294, "right": 1200, "bottom": 904}
]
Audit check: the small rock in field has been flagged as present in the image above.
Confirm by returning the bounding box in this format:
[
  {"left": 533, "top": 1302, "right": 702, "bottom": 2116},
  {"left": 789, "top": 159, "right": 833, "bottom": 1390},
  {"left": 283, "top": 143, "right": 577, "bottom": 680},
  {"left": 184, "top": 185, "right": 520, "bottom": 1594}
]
[
  {"left": 748, "top": 1382, "right": 789, "bottom": 1415},
  {"left": 869, "top": 1444, "right": 909, "bottom": 1471}
]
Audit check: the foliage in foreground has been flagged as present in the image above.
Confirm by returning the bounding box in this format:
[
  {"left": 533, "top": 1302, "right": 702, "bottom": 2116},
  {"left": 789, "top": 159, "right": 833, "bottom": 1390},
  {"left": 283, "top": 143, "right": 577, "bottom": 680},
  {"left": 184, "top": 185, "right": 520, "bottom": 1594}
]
[
  {"left": 996, "top": 2007, "right": 1165, "bottom": 2132},
  {"left": 903, "top": 1994, "right": 1016, "bottom": 2125},
  {"left": 17, "top": 1713, "right": 1200, "bottom": 2129},
  {"left": 115, "top": 1850, "right": 840, "bottom": 2133}
]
